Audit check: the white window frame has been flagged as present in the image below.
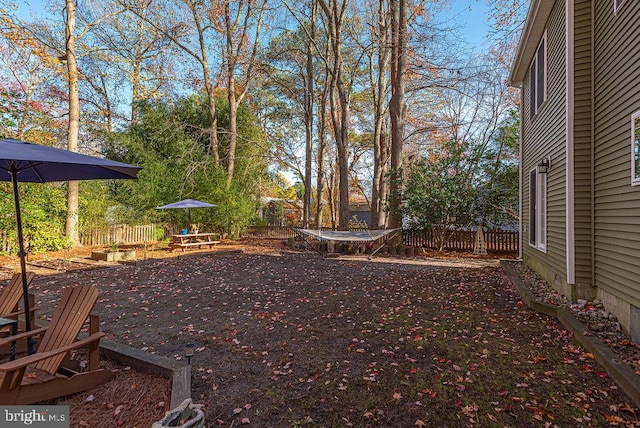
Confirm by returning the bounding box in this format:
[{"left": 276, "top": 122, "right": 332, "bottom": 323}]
[
  {"left": 529, "top": 167, "right": 547, "bottom": 252},
  {"left": 631, "top": 110, "right": 640, "bottom": 186},
  {"left": 529, "top": 32, "right": 547, "bottom": 119},
  {"left": 614, "top": 0, "right": 629, "bottom": 14}
]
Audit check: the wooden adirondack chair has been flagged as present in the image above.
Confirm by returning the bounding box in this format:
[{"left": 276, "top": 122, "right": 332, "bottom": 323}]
[
  {"left": 0, "top": 285, "right": 114, "bottom": 404},
  {"left": 0, "top": 272, "right": 36, "bottom": 326}
]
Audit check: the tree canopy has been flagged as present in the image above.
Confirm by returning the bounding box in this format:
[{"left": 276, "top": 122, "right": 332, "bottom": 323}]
[{"left": 0, "top": 0, "right": 527, "bottom": 251}]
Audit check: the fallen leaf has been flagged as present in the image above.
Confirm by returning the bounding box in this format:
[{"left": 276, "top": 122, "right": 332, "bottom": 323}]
[
  {"left": 415, "top": 420, "right": 426, "bottom": 427},
  {"left": 393, "top": 392, "right": 402, "bottom": 401}
]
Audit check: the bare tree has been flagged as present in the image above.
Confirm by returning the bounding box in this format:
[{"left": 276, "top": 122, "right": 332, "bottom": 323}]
[
  {"left": 0, "top": 13, "right": 62, "bottom": 141},
  {"left": 368, "top": 0, "right": 391, "bottom": 229},
  {"left": 302, "top": 0, "right": 317, "bottom": 228},
  {"left": 64, "top": 0, "right": 80, "bottom": 244},
  {"left": 387, "top": 0, "right": 407, "bottom": 235},
  {"left": 119, "top": 0, "right": 221, "bottom": 161},
  {"left": 217, "top": 0, "right": 268, "bottom": 187},
  {"left": 317, "top": 0, "right": 352, "bottom": 229},
  {"left": 315, "top": 67, "right": 329, "bottom": 227},
  {"left": 85, "top": 2, "right": 172, "bottom": 125}
]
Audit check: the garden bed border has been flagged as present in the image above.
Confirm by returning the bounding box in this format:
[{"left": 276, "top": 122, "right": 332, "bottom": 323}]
[{"left": 501, "top": 259, "right": 640, "bottom": 406}]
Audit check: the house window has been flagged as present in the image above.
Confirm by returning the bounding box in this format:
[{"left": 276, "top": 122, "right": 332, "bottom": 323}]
[
  {"left": 632, "top": 110, "right": 640, "bottom": 185},
  {"left": 614, "top": 0, "right": 628, "bottom": 14},
  {"left": 529, "top": 168, "right": 547, "bottom": 251},
  {"left": 529, "top": 33, "right": 547, "bottom": 119}
]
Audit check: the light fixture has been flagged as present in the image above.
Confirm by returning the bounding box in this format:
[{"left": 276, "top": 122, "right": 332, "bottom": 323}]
[
  {"left": 185, "top": 343, "right": 195, "bottom": 365},
  {"left": 537, "top": 157, "right": 550, "bottom": 174}
]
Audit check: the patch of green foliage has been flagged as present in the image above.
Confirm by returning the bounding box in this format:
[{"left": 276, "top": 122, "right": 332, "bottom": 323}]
[
  {"left": 0, "top": 91, "right": 271, "bottom": 253},
  {"left": 0, "top": 182, "right": 71, "bottom": 254},
  {"left": 105, "top": 93, "right": 270, "bottom": 235},
  {"left": 402, "top": 109, "right": 519, "bottom": 245}
]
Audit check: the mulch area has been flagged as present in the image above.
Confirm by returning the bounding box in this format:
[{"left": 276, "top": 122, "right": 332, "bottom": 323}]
[
  {"left": 2, "top": 242, "right": 640, "bottom": 426},
  {"left": 52, "top": 360, "right": 171, "bottom": 427}
]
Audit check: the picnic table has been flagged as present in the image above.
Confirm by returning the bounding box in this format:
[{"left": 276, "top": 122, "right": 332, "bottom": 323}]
[{"left": 169, "top": 233, "right": 221, "bottom": 252}]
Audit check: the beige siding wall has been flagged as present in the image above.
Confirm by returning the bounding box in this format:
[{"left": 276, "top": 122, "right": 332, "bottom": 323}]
[
  {"left": 593, "top": 0, "right": 640, "bottom": 309},
  {"left": 522, "top": 0, "right": 567, "bottom": 285},
  {"left": 573, "top": 0, "right": 593, "bottom": 287}
]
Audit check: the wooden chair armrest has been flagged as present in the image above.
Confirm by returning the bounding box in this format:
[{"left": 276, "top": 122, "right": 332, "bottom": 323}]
[
  {"left": 3, "top": 307, "right": 36, "bottom": 319},
  {"left": 0, "top": 327, "right": 47, "bottom": 347},
  {"left": 2, "top": 293, "right": 36, "bottom": 320},
  {"left": 0, "top": 332, "right": 105, "bottom": 372}
]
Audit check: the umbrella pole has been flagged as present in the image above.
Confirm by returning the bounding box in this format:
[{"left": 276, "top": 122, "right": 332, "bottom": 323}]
[{"left": 10, "top": 168, "right": 35, "bottom": 354}]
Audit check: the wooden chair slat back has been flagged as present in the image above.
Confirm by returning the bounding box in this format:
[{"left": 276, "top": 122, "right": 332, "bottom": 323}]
[
  {"left": 32, "top": 286, "right": 99, "bottom": 374},
  {"left": 0, "top": 272, "right": 35, "bottom": 316}
]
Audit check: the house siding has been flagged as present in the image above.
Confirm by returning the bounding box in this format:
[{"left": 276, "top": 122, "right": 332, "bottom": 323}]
[
  {"left": 593, "top": 0, "right": 640, "bottom": 310},
  {"left": 573, "top": 0, "right": 593, "bottom": 288},
  {"left": 522, "top": 0, "right": 567, "bottom": 287}
]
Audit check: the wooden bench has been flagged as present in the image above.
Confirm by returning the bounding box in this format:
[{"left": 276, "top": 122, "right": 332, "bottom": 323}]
[{"left": 169, "top": 233, "right": 221, "bottom": 252}]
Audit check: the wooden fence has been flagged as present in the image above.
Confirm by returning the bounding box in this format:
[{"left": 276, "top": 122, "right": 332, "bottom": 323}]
[
  {"left": 403, "top": 229, "right": 519, "bottom": 253},
  {"left": 483, "top": 230, "right": 520, "bottom": 253},
  {"left": 242, "top": 225, "right": 298, "bottom": 239},
  {"left": 244, "top": 225, "right": 519, "bottom": 254},
  {"left": 0, "top": 230, "right": 12, "bottom": 253},
  {"left": 79, "top": 224, "right": 159, "bottom": 246},
  {"left": 0, "top": 224, "right": 519, "bottom": 253},
  {"left": 0, "top": 224, "right": 179, "bottom": 250}
]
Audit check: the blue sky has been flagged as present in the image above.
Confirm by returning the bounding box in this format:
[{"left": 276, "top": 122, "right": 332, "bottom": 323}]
[
  {"left": 447, "top": 0, "right": 492, "bottom": 49},
  {"left": 12, "top": 0, "right": 46, "bottom": 20},
  {"left": 13, "top": 0, "right": 492, "bottom": 45}
]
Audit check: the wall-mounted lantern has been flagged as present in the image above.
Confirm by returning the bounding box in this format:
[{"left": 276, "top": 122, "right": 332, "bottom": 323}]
[{"left": 537, "top": 157, "right": 551, "bottom": 174}]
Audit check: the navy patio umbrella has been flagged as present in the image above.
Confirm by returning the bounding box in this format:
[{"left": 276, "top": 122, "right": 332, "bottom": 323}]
[
  {"left": 0, "top": 138, "right": 141, "bottom": 353},
  {"left": 157, "top": 199, "right": 217, "bottom": 230}
]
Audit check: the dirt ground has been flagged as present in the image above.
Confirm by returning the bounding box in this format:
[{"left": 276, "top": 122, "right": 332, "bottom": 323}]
[{"left": 3, "top": 241, "right": 640, "bottom": 426}]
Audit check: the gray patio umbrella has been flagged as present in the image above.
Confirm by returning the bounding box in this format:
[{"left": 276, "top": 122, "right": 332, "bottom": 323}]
[
  {"left": 0, "top": 138, "right": 141, "bottom": 353},
  {"left": 157, "top": 199, "right": 217, "bottom": 230}
]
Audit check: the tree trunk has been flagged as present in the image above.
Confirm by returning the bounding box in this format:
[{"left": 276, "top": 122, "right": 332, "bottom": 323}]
[
  {"left": 336, "top": 75, "right": 350, "bottom": 230},
  {"left": 130, "top": 16, "right": 146, "bottom": 125},
  {"left": 371, "top": 0, "right": 390, "bottom": 229},
  {"left": 190, "top": 3, "right": 219, "bottom": 162},
  {"left": 100, "top": 74, "right": 114, "bottom": 132},
  {"left": 330, "top": 161, "right": 339, "bottom": 228},
  {"left": 223, "top": 0, "right": 266, "bottom": 187},
  {"left": 303, "top": 0, "right": 317, "bottom": 228},
  {"left": 376, "top": 130, "right": 389, "bottom": 228},
  {"left": 130, "top": 53, "right": 142, "bottom": 124},
  {"left": 319, "top": 0, "right": 350, "bottom": 230},
  {"left": 388, "top": 0, "right": 406, "bottom": 237},
  {"left": 226, "top": 72, "right": 238, "bottom": 187},
  {"left": 315, "top": 71, "right": 328, "bottom": 228},
  {"left": 65, "top": 0, "right": 80, "bottom": 245}
]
